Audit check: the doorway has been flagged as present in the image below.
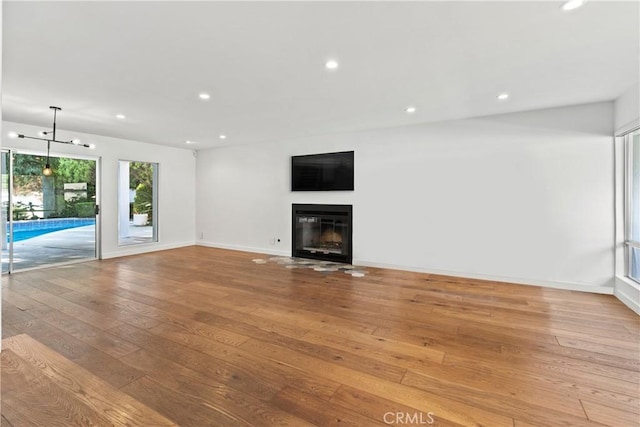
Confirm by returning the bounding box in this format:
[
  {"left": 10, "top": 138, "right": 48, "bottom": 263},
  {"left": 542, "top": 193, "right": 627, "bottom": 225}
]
[{"left": 1, "top": 150, "right": 99, "bottom": 272}]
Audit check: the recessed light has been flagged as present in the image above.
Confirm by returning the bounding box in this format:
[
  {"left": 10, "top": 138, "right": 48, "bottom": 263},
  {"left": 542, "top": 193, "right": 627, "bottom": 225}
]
[
  {"left": 199, "top": 93, "right": 210, "bottom": 100},
  {"left": 219, "top": 135, "right": 227, "bottom": 140},
  {"left": 561, "top": 0, "right": 585, "bottom": 11},
  {"left": 37, "top": 130, "right": 47, "bottom": 137},
  {"left": 8, "top": 131, "right": 18, "bottom": 139},
  {"left": 405, "top": 106, "right": 417, "bottom": 114},
  {"left": 185, "top": 140, "right": 196, "bottom": 145},
  {"left": 497, "top": 93, "right": 510, "bottom": 100},
  {"left": 72, "top": 139, "right": 81, "bottom": 145},
  {"left": 325, "top": 60, "right": 339, "bottom": 70},
  {"left": 88, "top": 144, "right": 96, "bottom": 150},
  {"left": 116, "top": 114, "right": 126, "bottom": 119}
]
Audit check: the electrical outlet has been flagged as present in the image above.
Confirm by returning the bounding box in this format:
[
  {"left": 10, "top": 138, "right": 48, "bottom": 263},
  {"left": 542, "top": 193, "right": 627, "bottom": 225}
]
[
  {"left": 199, "top": 232, "right": 204, "bottom": 240},
  {"left": 269, "top": 238, "right": 276, "bottom": 245}
]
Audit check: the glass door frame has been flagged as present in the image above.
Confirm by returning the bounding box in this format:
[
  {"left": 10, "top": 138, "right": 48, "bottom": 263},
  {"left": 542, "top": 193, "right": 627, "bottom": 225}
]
[
  {"left": 2, "top": 148, "right": 101, "bottom": 274},
  {"left": 2, "top": 149, "right": 15, "bottom": 273},
  {"left": 117, "top": 160, "right": 159, "bottom": 246},
  {"left": 624, "top": 129, "right": 640, "bottom": 284}
]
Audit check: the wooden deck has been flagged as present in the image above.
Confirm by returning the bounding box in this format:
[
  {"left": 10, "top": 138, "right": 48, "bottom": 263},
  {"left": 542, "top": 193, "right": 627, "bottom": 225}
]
[{"left": 2, "top": 246, "right": 638, "bottom": 426}]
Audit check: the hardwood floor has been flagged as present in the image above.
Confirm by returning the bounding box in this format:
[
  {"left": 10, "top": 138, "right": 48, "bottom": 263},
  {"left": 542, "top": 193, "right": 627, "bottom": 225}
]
[
  {"left": 2, "top": 334, "right": 175, "bottom": 426},
  {"left": 2, "top": 246, "right": 638, "bottom": 426}
]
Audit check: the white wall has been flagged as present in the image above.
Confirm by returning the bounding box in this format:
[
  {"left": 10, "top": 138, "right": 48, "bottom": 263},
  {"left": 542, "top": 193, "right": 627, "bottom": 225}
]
[
  {"left": 2, "top": 121, "right": 196, "bottom": 259},
  {"left": 614, "top": 83, "right": 640, "bottom": 135},
  {"left": 197, "top": 102, "right": 615, "bottom": 293},
  {"left": 614, "top": 84, "right": 640, "bottom": 314}
]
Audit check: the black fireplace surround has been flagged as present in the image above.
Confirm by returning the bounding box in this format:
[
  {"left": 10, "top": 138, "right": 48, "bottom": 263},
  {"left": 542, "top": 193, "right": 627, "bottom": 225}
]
[{"left": 292, "top": 204, "right": 353, "bottom": 264}]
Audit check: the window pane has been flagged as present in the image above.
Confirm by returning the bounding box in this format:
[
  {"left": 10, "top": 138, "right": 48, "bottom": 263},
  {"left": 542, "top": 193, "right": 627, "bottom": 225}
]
[
  {"left": 627, "top": 130, "right": 640, "bottom": 282},
  {"left": 118, "top": 160, "right": 158, "bottom": 245},
  {"left": 631, "top": 132, "right": 640, "bottom": 242},
  {"left": 630, "top": 247, "right": 640, "bottom": 282}
]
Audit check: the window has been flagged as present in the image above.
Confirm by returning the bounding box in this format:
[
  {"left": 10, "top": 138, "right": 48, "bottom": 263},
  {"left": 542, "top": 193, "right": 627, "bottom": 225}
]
[
  {"left": 118, "top": 161, "right": 158, "bottom": 245},
  {"left": 625, "top": 130, "right": 640, "bottom": 282}
]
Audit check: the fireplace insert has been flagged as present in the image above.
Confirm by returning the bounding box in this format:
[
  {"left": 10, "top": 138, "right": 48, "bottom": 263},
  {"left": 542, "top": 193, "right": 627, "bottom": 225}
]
[{"left": 292, "top": 204, "right": 352, "bottom": 264}]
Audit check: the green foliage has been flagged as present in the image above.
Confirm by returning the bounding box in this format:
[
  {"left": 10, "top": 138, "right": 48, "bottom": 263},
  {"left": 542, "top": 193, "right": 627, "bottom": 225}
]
[
  {"left": 55, "top": 158, "right": 96, "bottom": 200},
  {"left": 130, "top": 162, "right": 154, "bottom": 225},
  {"left": 12, "top": 154, "right": 97, "bottom": 219},
  {"left": 75, "top": 202, "right": 96, "bottom": 218},
  {"left": 57, "top": 158, "right": 95, "bottom": 186},
  {"left": 13, "top": 154, "right": 94, "bottom": 183},
  {"left": 53, "top": 196, "right": 96, "bottom": 218},
  {"left": 13, "top": 202, "right": 38, "bottom": 221},
  {"left": 12, "top": 153, "right": 58, "bottom": 176},
  {"left": 13, "top": 153, "right": 53, "bottom": 195},
  {"left": 129, "top": 162, "right": 153, "bottom": 190},
  {"left": 133, "top": 183, "right": 153, "bottom": 223},
  {"left": 13, "top": 175, "right": 42, "bottom": 194}
]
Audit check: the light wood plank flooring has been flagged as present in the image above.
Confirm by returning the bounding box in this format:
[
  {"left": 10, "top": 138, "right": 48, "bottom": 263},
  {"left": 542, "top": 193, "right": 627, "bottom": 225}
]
[{"left": 2, "top": 246, "right": 639, "bottom": 426}]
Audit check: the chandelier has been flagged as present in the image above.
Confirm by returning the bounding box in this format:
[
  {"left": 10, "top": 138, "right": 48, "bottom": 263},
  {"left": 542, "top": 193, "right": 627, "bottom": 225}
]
[{"left": 16, "top": 106, "right": 94, "bottom": 176}]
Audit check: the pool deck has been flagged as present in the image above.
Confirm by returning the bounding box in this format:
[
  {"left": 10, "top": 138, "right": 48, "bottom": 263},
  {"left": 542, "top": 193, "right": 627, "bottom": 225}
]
[
  {"left": 3, "top": 225, "right": 96, "bottom": 271},
  {"left": 2, "top": 223, "right": 153, "bottom": 272}
]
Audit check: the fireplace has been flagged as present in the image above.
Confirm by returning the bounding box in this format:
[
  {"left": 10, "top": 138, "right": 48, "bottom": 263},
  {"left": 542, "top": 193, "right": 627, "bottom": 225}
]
[{"left": 292, "top": 204, "right": 352, "bottom": 264}]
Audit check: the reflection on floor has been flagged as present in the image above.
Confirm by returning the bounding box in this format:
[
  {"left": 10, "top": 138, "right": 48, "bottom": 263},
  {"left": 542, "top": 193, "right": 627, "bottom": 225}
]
[{"left": 253, "top": 256, "right": 369, "bottom": 277}]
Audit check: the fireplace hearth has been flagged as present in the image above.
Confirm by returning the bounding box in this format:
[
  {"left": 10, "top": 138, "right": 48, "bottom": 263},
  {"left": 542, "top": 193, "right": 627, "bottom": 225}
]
[{"left": 292, "top": 204, "right": 352, "bottom": 264}]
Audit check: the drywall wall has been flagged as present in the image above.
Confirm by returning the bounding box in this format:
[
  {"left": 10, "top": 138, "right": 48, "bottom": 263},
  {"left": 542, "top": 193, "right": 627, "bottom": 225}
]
[
  {"left": 614, "top": 83, "right": 640, "bottom": 135},
  {"left": 2, "top": 121, "right": 196, "bottom": 259},
  {"left": 196, "top": 101, "right": 615, "bottom": 292}
]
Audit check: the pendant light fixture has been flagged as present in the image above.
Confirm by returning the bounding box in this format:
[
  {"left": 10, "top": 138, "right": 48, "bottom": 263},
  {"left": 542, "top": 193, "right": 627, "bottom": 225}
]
[
  {"left": 16, "top": 106, "right": 94, "bottom": 176},
  {"left": 42, "top": 140, "right": 53, "bottom": 176}
]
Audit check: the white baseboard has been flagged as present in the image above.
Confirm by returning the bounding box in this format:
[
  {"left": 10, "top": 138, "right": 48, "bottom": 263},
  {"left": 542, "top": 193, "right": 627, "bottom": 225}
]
[
  {"left": 353, "top": 259, "right": 615, "bottom": 295},
  {"left": 197, "top": 241, "right": 289, "bottom": 257},
  {"left": 102, "top": 241, "right": 196, "bottom": 259},
  {"left": 614, "top": 276, "right": 640, "bottom": 315},
  {"left": 189, "top": 242, "right": 616, "bottom": 295}
]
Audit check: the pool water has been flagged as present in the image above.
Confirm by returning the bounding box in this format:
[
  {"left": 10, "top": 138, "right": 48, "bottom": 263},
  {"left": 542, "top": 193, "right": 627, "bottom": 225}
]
[{"left": 7, "top": 218, "right": 96, "bottom": 242}]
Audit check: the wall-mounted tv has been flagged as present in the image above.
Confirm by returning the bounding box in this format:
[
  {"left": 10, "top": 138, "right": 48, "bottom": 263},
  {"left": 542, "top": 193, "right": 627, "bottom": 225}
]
[{"left": 291, "top": 151, "right": 354, "bottom": 191}]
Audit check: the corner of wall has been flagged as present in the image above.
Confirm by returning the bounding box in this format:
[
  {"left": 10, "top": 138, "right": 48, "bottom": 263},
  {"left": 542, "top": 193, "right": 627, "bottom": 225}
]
[
  {"left": 196, "top": 241, "right": 289, "bottom": 257},
  {"left": 614, "top": 277, "right": 640, "bottom": 315},
  {"left": 614, "top": 82, "right": 640, "bottom": 135},
  {"left": 355, "top": 259, "right": 615, "bottom": 295},
  {"left": 102, "top": 241, "right": 196, "bottom": 260}
]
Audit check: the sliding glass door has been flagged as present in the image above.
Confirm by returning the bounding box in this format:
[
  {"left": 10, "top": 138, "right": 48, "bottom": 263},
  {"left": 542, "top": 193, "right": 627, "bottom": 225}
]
[
  {"left": 1, "top": 150, "right": 99, "bottom": 272},
  {"left": 1, "top": 151, "right": 11, "bottom": 273},
  {"left": 625, "top": 129, "right": 640, "bottom": 282}
]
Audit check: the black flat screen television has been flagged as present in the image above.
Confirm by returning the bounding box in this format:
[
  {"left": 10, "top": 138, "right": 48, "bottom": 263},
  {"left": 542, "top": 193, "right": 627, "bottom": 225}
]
[{"left": 291, "top": 151, "right": 354, "bottom": 191}]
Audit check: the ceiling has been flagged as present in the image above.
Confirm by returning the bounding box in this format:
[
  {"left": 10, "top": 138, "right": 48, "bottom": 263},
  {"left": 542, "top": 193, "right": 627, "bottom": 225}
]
[{"left": 3, "top": 1, "right": 639, "bottom": 149}]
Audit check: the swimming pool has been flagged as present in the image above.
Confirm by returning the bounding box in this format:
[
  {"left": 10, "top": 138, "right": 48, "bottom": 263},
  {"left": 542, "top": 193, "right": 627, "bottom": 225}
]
[{"left": 8, "top": 218, "right": 96, "bottom": 242}]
